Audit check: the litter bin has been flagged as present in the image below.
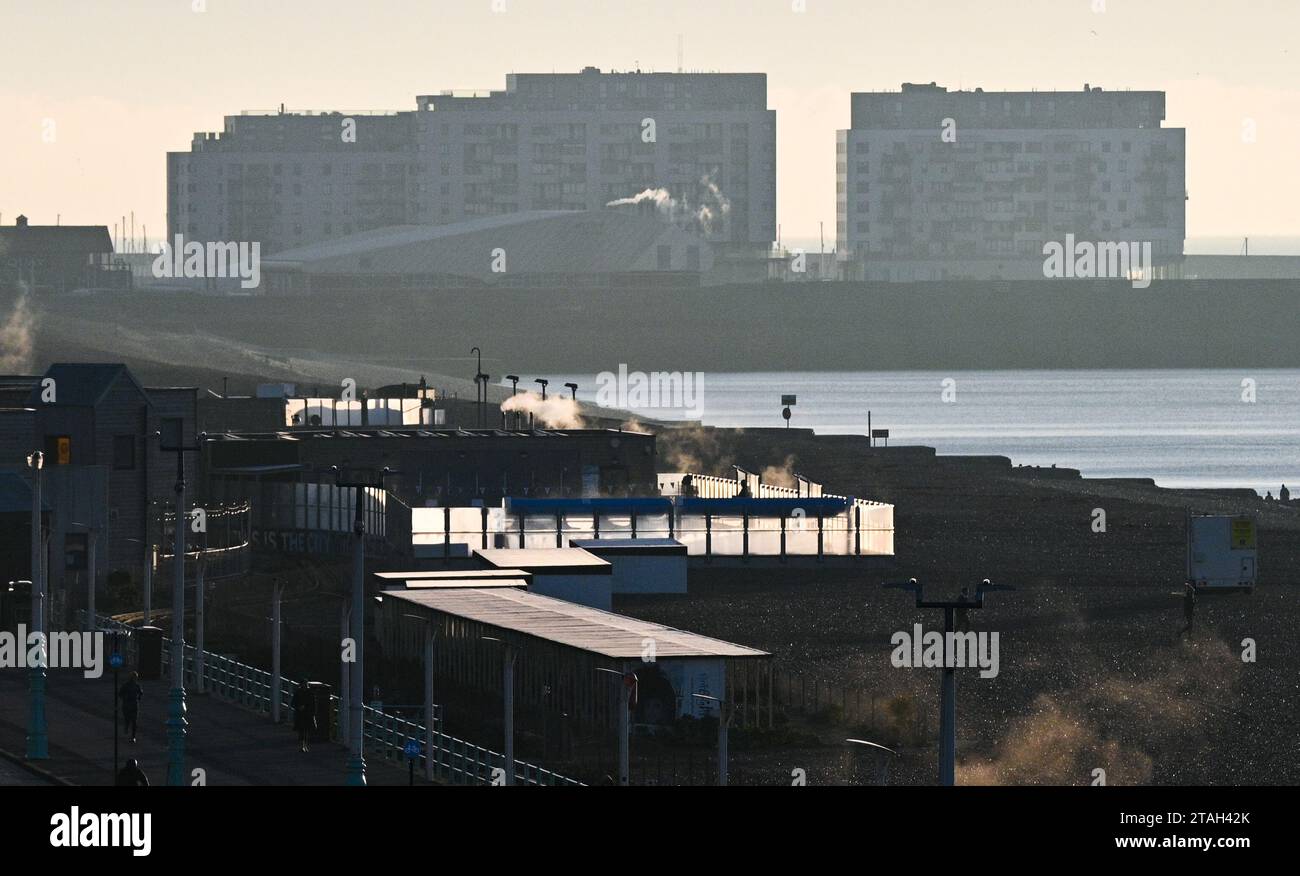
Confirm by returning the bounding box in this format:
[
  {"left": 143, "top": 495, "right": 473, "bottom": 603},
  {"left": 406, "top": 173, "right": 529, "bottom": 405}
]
[
  {"left": 308, "top": 681, "right": 332, "bottom": 743},
  {"left": 136, "top": 626, "right": 164, "bottom": 680}
]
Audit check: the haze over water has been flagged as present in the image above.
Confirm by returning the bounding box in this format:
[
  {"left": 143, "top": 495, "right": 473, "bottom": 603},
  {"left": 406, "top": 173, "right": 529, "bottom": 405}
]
[{"left": 558, "top": 369, "right": 1300, "bottom": 495}]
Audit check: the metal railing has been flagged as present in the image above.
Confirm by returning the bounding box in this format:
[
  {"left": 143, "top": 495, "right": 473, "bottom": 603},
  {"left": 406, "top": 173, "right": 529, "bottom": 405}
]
[{"left": 86, "top": 612, "right": 580, "bottom": 786}]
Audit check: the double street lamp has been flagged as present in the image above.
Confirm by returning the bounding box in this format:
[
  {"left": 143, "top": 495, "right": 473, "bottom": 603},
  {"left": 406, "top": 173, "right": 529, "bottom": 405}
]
[
  {"left": 333, "top": 465, "right": 392, "bottom": 786},
  {"left": 157, "top": 425, "right": 203, "bottom": 786},
  {"left": 26, "top": 450, "right": 48, "bottom": 760}
]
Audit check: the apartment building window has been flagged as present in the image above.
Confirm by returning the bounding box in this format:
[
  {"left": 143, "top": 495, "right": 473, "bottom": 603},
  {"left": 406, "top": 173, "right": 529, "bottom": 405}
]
[
  {"left": 113, "top": 435, "right": 135, "bottom": 470},
  {"left": 44, "top": 435, "right": 71, "bottom": 465}
]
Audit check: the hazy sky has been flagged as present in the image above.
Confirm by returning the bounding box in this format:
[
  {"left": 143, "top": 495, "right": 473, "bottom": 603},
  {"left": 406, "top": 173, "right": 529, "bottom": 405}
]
[{"left": 2, "top": 0, "right": 1298, "bottom": 248}]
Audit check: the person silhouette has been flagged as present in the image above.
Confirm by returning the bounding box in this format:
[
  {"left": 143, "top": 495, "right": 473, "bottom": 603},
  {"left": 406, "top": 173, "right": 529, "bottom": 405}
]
[
  {"left": 118, "top": 672, "right": 143, "bottom": 744},
  {"left": 115, "top": 758, "right": 149, "bottom": 787}
]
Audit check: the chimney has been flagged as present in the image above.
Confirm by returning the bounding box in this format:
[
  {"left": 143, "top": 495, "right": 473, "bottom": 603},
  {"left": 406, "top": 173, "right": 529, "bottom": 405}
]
[{"left": 16, "top": 214, "right": 29, "bottom": 228}]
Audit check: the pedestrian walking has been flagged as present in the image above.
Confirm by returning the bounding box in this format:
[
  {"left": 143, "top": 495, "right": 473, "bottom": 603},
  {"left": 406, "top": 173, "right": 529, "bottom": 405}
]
[
  {"left": 118, "top": 671, "right": 143, "bottom": 744},
  {"left": 1180, "top": 582, "right": 1197, "bottom": 638},
  {"left": 115, "top": 758, "right": 149, "bottom": 787},
  {"left": 292, "top": 679, "right": 316, "bottom": 753}
]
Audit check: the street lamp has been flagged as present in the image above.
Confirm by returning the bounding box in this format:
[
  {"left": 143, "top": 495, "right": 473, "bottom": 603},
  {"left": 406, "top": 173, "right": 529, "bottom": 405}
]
[
  {"left": 846, "top": 738, "right": 898, "bottom": 785},
  {"left": 333, "top": 465, "right": 392, "bottom": 786},
  {"left": 596, "top": 666, "right": 635, "bottom": 786},
  {"left": 404, "top": 613, "right": 440, "bottom": 782},
  {"left": 157, "top": 424, "right": 203, "bottom": 786},
  {"left": 471, "top": 347, "right": 484, "bottom": 427},
  {"left": 564, "top": 382, "right": 578, "bottom": 401},
  {"left": 26, "top": 450, "right": 48, "bottom": 760},
  {"left": 534, "top": 378, "right": 548, "bottom": 400},
  {"left": 692, "top": 692, "right": 732, "bottom": 786},
  {"left": 68, "top": 521, "right": 98, "bottom": 631},
  {"left": 506, "top": 375, "right": 520, "bottom": 429},
  {"left": 883, "top": 577, "right": 1013, "bottom": 786},
  {"left": 482, "top": 635, "right": 517, "bottom": 785}
]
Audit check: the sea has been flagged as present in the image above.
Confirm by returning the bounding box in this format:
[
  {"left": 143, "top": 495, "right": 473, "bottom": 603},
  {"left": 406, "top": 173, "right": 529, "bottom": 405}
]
[{"left": 548, "top": 369, "right": 1300, "bottom": 495}]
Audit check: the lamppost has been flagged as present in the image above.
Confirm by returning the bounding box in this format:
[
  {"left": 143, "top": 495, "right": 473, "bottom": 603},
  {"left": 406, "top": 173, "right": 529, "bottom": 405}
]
[
  {"left": 692, "top": 692, "right": 732, "bottom": 786},
  {"left": 506, "top": 376, "right": 520, "bottom": 429},
  {"left": 564, "top": 382, "right": 578, "bottom": 401},
  {"left": 111, "top": 649, "right": 125, "bottom": 777},
  {"left": 845, "top": 738, "right": 898, "bottom": 785},
  {"left": 596, "top": 666, "right": 635, "bottom": 786},
  {"left": 26, "top": 450, "right": 48, "bottom": 760},
  {"left": 471, "top": 347, "right": 484, "bottom": 427},
  {"left": 403, "top": 613, "right": 439, "bottom": 782},
  {"left": 883, "top": 577, "right": 1012, "bottom": 786},
  {"left": 157, "top": 423, "right": 202, "bottom": 786},
  {"left": 534, "top": 378, "right": 548, "bottom": 401},
  {"left": 333, "top": 465, "right": 392, "bottom": 786},
  {"left": 482, "top": 635, "right": 517, "bottom": 785},
  {"left": 69, "top": 522, "right": 98, "bottom": 631}
]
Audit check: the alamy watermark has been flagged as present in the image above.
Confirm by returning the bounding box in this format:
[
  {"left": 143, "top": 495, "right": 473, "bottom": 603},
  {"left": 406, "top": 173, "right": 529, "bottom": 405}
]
[
  {"left": 1042, "top": 234, "right": 1152, "bottom": 289},
  {"left": 152, "top": 234, "right": 261, "bottom": 289},
  {"left": 890, "top": 624, "right": 1000, "bottom": 678},
  {"left": 0, "top": 627, "right": 105, "bottom": 678},
  {"left": 594, "top": 365, "right": 704, "bottom": 419}
]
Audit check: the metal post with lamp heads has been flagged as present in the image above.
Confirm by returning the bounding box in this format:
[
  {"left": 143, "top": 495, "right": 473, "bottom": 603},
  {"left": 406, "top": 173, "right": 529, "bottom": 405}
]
[
  {"left": 882, "top": 577, "right": 1013, "bottom": 786},
  {"left": 333, "top": 465, "right": 393, "bottom": 786},
  {"left": 157, "top": 424, "right": 204, "bottom": 786},
  {"left": 25, "top": 451, "right": 48, "bottom": 759},
  {"left": 693, "top": 692, "right": 732, "bottom": 786},
  {"left": 596, "top": 665, "right": 635, "bottom": 786}
]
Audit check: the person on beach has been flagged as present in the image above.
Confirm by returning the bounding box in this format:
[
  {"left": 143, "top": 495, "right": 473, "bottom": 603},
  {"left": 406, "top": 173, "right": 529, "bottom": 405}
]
[
  {"left": 1180, "top": 583, "right": 1197, "bottom": 638},
  {"left": 1281, "top": 484, "right": 1290, "bottom": 503},
  {"left": 118, "top": 672, "right": 143, "bottom": 744},
  {"left": 115, "top": 758, "right": 150, "bottom": 787},
  {"left": 292, "top": 679, "right": 316, "bottom": 753}
]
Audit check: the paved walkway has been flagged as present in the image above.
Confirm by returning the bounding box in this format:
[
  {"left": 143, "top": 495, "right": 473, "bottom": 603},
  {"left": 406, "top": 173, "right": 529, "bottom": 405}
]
[{"left": 0, "top": 669, "right": 434, "bottom": 786}]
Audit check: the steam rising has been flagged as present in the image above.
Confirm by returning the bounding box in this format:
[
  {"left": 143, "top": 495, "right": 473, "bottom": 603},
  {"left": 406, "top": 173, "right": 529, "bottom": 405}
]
[
  {"left": 960, "top": 637, "right": 1241, "bottom": 785},
  {"left": 605, "top": 174, "right": 731, "bottom": 233},
  {"left": 0, "top": 288, "right": 36, "bottom": 372},
  {"left": 761, "top": 454, "right": 799, "bottom": 489},
  {"left": 501, "top": 391, "right": 585, "bottom": 429}
]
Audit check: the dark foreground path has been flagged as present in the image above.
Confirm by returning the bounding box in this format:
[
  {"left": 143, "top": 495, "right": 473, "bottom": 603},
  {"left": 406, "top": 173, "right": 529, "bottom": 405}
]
[{"left": 0, "top": 669, "right": 432, "bottom": 786}]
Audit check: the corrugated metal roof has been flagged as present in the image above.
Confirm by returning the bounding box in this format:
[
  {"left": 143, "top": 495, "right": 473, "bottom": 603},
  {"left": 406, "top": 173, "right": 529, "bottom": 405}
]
[
  {"left": 385, "top": 587, "right": 768, "bottom": 660},
  {"left": 476, "top": 547, "right": 611, "bottom": 571},
  {"left": 404, "top": 578, "right": 528, "bottom": 590}
]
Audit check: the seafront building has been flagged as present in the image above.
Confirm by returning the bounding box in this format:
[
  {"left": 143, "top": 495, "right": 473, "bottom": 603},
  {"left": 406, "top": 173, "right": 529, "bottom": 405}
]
[
  {"left": 836, "top": 82, "right": 1187, "bottom": 282},
  {"left": 167, "top": 67, "right": 776, "bottom": 259}
]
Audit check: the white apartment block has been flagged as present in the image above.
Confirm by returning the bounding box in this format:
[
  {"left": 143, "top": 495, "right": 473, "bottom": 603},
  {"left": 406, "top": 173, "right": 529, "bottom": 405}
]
[
  {"left": 168, "top": 67, "right": 775, "bottom": 258},
  {"left": 836, "top": 83, "right": 1186, "bottom": 282}
]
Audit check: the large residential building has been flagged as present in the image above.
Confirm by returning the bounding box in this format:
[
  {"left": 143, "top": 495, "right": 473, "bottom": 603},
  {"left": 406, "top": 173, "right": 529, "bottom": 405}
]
[
  {"left": 836, "top": 83, "right": 1186, "bottom": 282},
  {"left": 168, "top": 67, "right": 776, "bottom": 259}
]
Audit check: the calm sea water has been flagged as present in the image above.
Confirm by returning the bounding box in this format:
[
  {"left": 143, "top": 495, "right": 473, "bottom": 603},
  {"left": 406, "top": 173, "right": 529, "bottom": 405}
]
[{"left": 549, "top": 369, "right": 1300, "bottom": 494}]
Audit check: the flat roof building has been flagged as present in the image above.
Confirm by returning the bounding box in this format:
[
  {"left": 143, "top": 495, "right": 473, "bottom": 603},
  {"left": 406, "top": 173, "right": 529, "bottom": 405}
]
[
  {"left": 836, "top": 83, "right": 1186, "bottom": 282},
  {"left": 168, "top": 68, "right": 775, "bottom": 259}
]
